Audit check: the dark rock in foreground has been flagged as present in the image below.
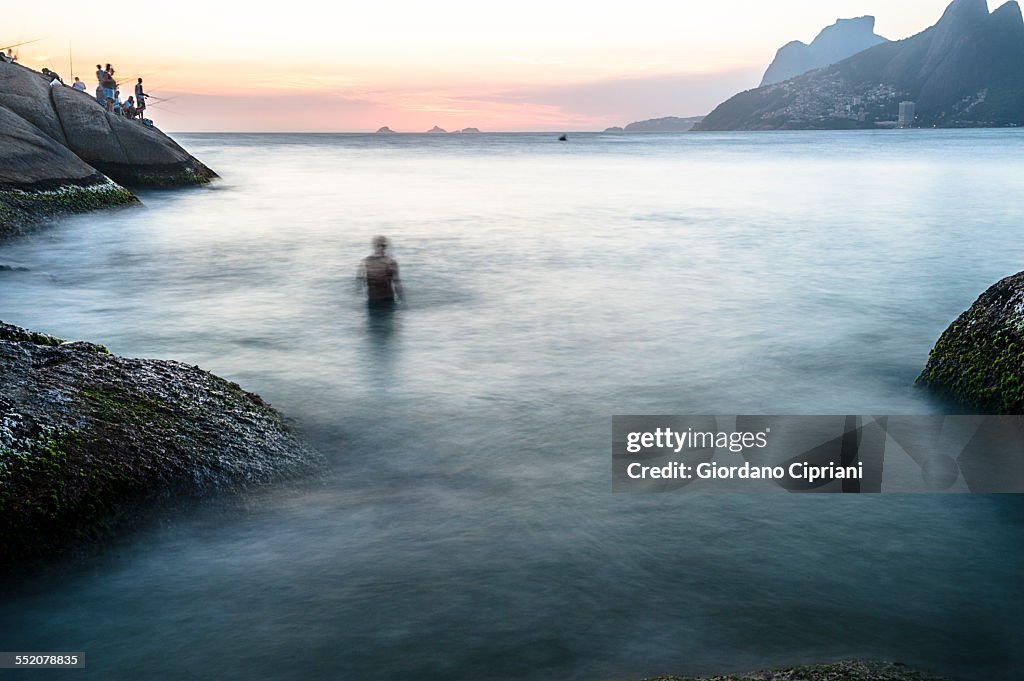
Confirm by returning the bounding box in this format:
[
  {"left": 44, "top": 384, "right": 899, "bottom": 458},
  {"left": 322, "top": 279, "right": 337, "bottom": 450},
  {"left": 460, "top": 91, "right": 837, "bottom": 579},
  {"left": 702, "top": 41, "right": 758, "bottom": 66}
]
[
  {"left": 918, "top": 271, "right": 1024, "bottom": 413},
  {"left": 0, "top": 321, "right": 318, "bottom": 570},
  {"left": 639, "top": 660, "right": 951, "bottom": 681}
]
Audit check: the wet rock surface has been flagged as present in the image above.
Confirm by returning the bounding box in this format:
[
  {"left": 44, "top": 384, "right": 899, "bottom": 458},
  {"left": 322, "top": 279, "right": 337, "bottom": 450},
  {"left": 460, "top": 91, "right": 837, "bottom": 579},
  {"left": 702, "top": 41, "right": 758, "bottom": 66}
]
[
  {"left": 640, "top": 660, "right": 951, "bottom": 681},
  {"left": 0, "top": 321, "right": 318, "bottom": 570},
  {"left": 918, "top": 271, "right": 1024, "bottom": 413}
]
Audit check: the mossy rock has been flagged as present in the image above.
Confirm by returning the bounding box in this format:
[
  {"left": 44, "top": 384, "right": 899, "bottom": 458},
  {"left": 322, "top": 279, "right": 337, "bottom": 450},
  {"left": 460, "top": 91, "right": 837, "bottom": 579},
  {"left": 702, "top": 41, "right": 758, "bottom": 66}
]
[
  {"left": 0, "top": 321, "right": 318, "bottom": 570},
  {"left": 918, "top": 271, "right": 1024, "bottom": 414},
  {"left": 0, "top": 183, "right": 138, "bottom": 238}
]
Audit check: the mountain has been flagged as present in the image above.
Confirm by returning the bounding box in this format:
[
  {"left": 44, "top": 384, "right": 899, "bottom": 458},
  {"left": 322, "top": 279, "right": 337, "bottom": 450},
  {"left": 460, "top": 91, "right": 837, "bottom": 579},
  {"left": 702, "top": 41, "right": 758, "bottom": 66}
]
[
  {"left": 761, "top": 16, "right": 889, "bottom": 86},
  {"left": 426, "top": 126, "right": 447, "bottom": 133},
  {"left": 697, "top": 0, "right": 1024, "bottom": 130}
]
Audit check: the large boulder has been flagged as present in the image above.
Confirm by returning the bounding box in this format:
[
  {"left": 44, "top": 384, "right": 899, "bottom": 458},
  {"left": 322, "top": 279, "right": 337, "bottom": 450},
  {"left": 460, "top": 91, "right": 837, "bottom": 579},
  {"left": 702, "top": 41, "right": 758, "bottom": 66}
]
[
  {"left": 0, "top": 104, "right": 136, "bottom": 237},
  {"left": 50, "top": 85, "right": 216, "bottom": 187},
  {"left": 0, "top": 321, "right": 318, "bottom": 570},
  {"left": 918, "top": 271, "right": 1024, "bottom": 413},
  {"left": 0, "top": 61, "right": 67, "bottom": 144}
]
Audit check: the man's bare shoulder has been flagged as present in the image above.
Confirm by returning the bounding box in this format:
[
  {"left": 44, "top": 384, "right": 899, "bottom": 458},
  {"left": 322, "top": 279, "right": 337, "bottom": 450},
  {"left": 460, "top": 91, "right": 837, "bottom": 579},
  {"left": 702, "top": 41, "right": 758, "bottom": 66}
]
[{"left": 363, "top": 254, "right": 397, "bottom": 265}]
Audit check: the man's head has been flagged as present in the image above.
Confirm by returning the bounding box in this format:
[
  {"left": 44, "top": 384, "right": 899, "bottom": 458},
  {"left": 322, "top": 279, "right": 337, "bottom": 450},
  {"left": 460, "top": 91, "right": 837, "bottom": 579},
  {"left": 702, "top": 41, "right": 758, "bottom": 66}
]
[
  {"left": 372, "top": 235, "right": 389, "bottom": 255},
  {"left": 138, "top": 78, "right": 143, "bottom": 84}
]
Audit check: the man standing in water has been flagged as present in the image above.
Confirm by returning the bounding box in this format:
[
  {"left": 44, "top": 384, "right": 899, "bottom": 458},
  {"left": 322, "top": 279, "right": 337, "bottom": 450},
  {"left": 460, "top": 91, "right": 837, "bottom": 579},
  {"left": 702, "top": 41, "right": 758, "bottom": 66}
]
[{"left": 358, "top": 236, "right": 403, "bottom": 306}]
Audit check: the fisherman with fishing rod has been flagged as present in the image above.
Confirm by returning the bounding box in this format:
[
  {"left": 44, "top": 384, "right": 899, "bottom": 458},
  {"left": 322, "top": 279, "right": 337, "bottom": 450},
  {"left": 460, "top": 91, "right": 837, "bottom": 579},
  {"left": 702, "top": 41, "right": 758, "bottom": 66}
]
[
  {"left": 0, "top": 38, "right": 42, "bottom": 62},
  {"left": 135, "top": 78, "right": 148, "bottom": 118}
]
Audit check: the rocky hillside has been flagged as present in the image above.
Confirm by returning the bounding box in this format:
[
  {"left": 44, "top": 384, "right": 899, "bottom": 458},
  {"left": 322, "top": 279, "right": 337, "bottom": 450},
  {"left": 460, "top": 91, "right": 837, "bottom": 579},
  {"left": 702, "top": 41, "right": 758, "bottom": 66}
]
[
  {"left": 761, "top": 16, "right": 889, "bottom": 87},
  {"left": 697, "top": 0, "right": 1024, "bottom": 130},
  {"left": 1, "top": 61, "right": 216, "bottom": 236}
]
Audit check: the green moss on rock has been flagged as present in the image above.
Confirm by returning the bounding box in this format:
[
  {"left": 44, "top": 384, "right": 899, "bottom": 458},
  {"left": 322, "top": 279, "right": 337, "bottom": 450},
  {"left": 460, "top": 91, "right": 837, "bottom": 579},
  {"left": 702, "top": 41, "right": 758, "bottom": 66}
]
[
  {"left": 1, "top": 182, "right": 138, "bottom": 238},
  {"left": 0, "top": 323, "right": 64, "bottom": 346},
  {"left": 918, "top": 271, "right": 1024, "bottom": 414},
  {"left": 0, "top": 321, "right": 318, "bottom": 571}
]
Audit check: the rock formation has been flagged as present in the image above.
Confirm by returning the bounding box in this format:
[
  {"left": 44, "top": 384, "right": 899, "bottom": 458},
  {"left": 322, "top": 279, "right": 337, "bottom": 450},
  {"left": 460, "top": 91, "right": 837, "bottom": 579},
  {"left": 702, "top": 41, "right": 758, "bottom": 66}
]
[
  {"left": 697, "top": 0, "right": 1024, "bottom": 130},
  {"left": 0, "top": 321, "right": 317, "bottom": 570},
  {"left": 0, "top": 105, "right": 136, "bottom": 231},
  {"left": 0, "top": 61, "right": 216, "bottom": 236},
  {"left": 918, "top": 271, "right": 1024, "bottom": 414},
  {"left": 761, "top": 17, "right": 889, "bottom": 87}
]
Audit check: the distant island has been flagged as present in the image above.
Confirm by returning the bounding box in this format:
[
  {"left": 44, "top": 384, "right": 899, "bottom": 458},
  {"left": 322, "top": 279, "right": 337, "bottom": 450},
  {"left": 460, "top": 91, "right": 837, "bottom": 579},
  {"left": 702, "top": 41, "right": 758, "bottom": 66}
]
[
  {"left": 376, "top": 126, "right": 482, "bottom": 134},
  {"left": 604, "top": 116, "right": 705, "bottom": 133},
  {"left": 697, "top": 0, "right": 1024, "bottom": 131}
]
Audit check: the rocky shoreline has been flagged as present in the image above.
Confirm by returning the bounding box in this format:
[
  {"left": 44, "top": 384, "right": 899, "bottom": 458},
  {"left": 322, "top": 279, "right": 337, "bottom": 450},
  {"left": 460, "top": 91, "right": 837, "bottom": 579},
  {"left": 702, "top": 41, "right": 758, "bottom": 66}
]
[
  {"left": 0, "top": 60, "right": 216, "bottom": 237},
  {"left": 637, "top": 660, "right": 952, "bottom": 681},
  {"left": 0, "top": 321, "right": 319, "bottom": 571}
]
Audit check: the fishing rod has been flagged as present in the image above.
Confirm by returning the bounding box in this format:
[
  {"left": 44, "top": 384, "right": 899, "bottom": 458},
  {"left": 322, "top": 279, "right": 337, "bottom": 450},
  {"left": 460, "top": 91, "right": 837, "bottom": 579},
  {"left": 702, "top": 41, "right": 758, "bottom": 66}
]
[{"left": 0, "top": 38, "right": 43, "bottom": 53}]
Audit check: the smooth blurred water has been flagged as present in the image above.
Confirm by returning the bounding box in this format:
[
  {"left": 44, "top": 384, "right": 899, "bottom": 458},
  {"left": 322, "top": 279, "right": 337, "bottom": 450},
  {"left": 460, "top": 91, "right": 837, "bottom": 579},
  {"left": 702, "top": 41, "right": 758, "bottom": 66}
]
[{"left": 1, "top": 131, "right": 1023, "bottom": 680}]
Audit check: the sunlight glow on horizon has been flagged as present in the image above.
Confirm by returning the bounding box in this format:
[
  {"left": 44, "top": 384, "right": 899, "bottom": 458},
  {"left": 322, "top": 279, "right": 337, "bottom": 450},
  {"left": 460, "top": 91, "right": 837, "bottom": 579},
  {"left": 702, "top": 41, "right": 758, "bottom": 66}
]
[{"left": 2, "top": 1, "right": 1002, "bottom": 131}]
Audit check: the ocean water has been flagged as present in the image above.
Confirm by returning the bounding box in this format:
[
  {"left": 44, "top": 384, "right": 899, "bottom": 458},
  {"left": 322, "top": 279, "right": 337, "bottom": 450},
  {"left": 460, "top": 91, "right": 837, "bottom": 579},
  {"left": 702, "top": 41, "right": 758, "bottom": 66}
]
[{"left": 1, "top": 131, "right": 1023, "bottom": 680}]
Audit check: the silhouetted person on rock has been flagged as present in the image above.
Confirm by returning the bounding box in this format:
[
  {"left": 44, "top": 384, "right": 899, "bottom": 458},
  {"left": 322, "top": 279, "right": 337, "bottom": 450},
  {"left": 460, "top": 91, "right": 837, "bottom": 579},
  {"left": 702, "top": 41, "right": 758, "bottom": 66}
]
[
  {"left": 101, "top": 64, "right": 116, "bottom": 104},
  {"left": 135, "top": 78, "right": 148, "bottom": 117},
  {"left": 357, "top": 236, "right": 403, "bottom": 307}
]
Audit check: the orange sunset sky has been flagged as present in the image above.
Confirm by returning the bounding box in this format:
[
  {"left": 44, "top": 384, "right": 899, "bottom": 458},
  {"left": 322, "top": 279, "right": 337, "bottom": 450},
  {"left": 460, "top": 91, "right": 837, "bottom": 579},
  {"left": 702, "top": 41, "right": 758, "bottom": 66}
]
[{"left": 3, "top": 1, "right": 1000, "bottom": 132}]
